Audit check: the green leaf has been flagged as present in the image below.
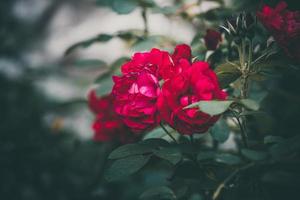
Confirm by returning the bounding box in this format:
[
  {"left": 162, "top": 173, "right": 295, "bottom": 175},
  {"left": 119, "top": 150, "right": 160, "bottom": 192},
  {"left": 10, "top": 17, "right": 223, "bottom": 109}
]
[
  {"left": 239, "top": 99, "right": 259, "bottom": 111},
  {"left": 241, "top": 149, "right": 268, "bottom": 161},
  {"left": 264, "top": 135, "right": 283, "bottom": 144},
  {"left": 105, "top": 155, "right": 151, "bottom": 181},
  {"left": 133, "top": 36, "right": 159, "bottom": 51},
  {"left": 140, "top": 186, "right": 176, "bottom": 200},
  {"left": 95, "top": 76, "right": 113, "bottom": 96},
  {"left": 152, "top": 5, "right": 181, "bottom": 15},
  {"left": 210, "top": 118, "right": 230, "bottom": 143},
  {"left": 215, "top": 153, "right": 242, "bottom": 165},
  {"left": 111, "top": 0, "right": 138, "bottom": 14},
  {"left": 215, "top": 62, "right": 241, "bottom": 88},
  {"left": 108, "top": 143, "right": 153, "bottom": 159},
  {"left": 197, "top": 151, "right": 215, "bottom": 161},
  {"left": 143, "top": 127, "right": 167, "bottom": 140},
  {"left": 185, "top": 100, "right": 234, "bottom": 116},
  {"left": 189, "top": 194, "right": 204, "bottom": 200},
  {"left": 73, "top": 59, "right": 107, "bottom": 68},
  {"left": 140, "top": 138, "right": 169, "bottom": 148},
  {"left": 65, "top": 33, "right": 114, "bottom": 55},
  {"left": 154, "top": 147, "right": 182, "bottom": 165},
  {"left": 269, "top": 135, "right": 300, "bottom": 160}
]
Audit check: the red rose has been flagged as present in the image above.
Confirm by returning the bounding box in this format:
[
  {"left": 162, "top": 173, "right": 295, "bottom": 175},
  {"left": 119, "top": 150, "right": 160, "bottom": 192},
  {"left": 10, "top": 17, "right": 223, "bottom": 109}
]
[
  {"left": 157, "top": 61, "right": 227, "bottom": 135},
  {"left": 121, "top": 48, "right": 172, "bottom": 78},
  {"left": 88, "top": 91, "right": 137, "bottom": 143},
  {"left": 159, "top": 44, "right": 192, "bottom": 80},
  {"left": 204, "top": 29, "right": 222, "bottom": 50},
  {"left": 112, "top": 71, "right": 160, "bottom": 133},
  {"left": 257, "top": 1, "right": 300, "bottom": 61}
]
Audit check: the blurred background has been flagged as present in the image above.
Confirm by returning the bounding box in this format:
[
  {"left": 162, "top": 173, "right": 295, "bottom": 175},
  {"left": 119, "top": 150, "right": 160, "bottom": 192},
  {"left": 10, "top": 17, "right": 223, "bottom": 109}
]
[{"left": 0, "top": 0, "right": 299, "bottom": 199}]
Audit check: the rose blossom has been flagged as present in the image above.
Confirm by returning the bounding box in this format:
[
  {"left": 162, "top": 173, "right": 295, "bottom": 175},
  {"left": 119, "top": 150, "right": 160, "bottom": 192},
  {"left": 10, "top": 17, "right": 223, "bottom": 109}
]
[
  {"left": 157, "top": 61, "right": 227, "bottom": 135},
  {"left": 88, "top": 90, "right": 136, "bottom": 143},
  {"left": 112, "top": 45, "right": 192, "bottom": 132},
  {"left": 257, "top": 1, "right": 300, "bottom": 61},
  {"left": 204, "top": 29, "right": 222, "bottom": 50}
]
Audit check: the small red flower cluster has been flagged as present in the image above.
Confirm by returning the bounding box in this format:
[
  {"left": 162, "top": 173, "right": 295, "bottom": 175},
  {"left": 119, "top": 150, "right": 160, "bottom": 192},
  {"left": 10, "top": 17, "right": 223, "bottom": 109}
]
[
  {"left": 88, "top": 91, "right": 137, "bottom": 143},
  {"left": 257, "top": 1, "right": 300, "bottom": 62},
  {"left": 89, "top": 44, "right": 227, "bottom": 142}
]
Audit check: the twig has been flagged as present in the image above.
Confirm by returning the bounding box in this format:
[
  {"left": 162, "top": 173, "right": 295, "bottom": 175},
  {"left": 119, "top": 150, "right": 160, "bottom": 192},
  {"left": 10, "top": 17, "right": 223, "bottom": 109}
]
[
  {"left": 141, "top": 8, "right": 148, "bottom": 36},
  {"left": 212, "top": 162, "right": 255, "bottom": 200}
]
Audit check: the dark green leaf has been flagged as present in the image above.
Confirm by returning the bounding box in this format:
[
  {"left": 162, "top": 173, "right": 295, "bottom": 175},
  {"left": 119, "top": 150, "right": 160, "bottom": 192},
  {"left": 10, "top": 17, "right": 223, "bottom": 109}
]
[
  {"left": 215, "top": 153, "right": 242, "bottom": 165},
  {"left": 108, "top": 143, "right": 153, "bottom": 159},
  {"left": 269, "top": 135, "right": 300, "bottom": 160},
  {"left": 239, "top": 99, "right": 260, "bottom": 111},
  {"left": 73, "top": 59, "right": 106, "bottom": 68},
  {"left": 264, "top": 135, "right": 283, "bottom": 144},
  {"left": 197, "top": 151, "right": 215, "bottom": 161},
  {"left": 241, "top": 149, "right": 268, "bottom": 161},
  {"left": 215, "top": 62, "right": 241, "bottom": 88},
  {"left": 210, "top": 118, "right": 230, "bottom": 143},
  {"left": 140, "top": 138, "right": 169, "bottom": 148},
  {"left": 65, "top": 34, "right": 113, "bottom": 55},
  {"left": 105, "top": 155, "right": 151, "bottom": 181},
  {"left": 140, "top": 186, "right": 176, "bottom": 200},
  {"left": 154, "top": 147, "right": 182, "bottom": 165},
  {"left": 185, "top": 100, "right": 234, "bottom": 116}
]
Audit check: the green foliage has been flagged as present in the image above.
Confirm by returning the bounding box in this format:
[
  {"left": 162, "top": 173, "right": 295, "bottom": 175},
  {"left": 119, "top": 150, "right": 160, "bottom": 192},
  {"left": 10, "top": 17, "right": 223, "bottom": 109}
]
[
  {"left": 210, "top": 118, "right": 230, "bottom": 143},
  {"left": 140, "top": 186, "right": 176, "bottom": 200},
  {"left": 105, "top": 155, "right": 151, "bottom": 181},
  {"left": 185, "top": 100, "right": 234, "bottom": 116}
]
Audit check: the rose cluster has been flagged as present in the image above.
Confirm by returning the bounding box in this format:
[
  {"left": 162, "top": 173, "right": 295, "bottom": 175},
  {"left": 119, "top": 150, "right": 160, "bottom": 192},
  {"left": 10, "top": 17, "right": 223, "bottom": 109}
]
[
  {"left": 257, "top": 1, "right": 300, "bottom": 62},
  {"left": 88, "top": 44, "right": 227, "bottom": 143}
]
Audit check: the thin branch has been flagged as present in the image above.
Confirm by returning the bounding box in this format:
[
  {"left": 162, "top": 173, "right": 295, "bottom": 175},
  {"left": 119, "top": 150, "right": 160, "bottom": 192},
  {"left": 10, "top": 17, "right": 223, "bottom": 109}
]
[
  {"left": 212, "top": 162, "right": 255, "bottom": 200},
  {"left": 231, "top": 110, "right": 249, "bottom": 148},
  {"left": 141, "top": 8, "right": 148, "bottom": 36}
]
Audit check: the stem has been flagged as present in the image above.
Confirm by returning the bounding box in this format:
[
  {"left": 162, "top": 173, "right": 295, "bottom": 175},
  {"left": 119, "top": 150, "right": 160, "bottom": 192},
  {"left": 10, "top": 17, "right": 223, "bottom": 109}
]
[
  {"left": 231, "top": 110, "right": 248, "bottom": 148},
  {"left": 212, "top": 162, "right": 255, "bottom": 200},
  {"left": 141, "top": 8, "right": 148, "bottom": 36},
  {"left": 160, "top": 123, "right": 178, "bottom": 144}
]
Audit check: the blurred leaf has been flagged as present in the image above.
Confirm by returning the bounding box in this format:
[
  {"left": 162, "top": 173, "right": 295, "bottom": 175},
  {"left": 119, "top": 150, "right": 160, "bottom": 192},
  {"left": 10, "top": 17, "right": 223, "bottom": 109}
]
[
  {"left": 241, "top": 149, "right": 268, "bottom": 161},
  {"left": 140, "top": 138, "right": 169, "bottom": 148},
  {"left": 215, "top": 153, "right": 242, "bottom": 165},
  {"left": 95, "top": 76, "right": 113, "bottom": 96},
  {"left": 108, "top": 143, "right": 153, "bottom": 159},
  {"left": 239, "top": 99, "right": 260, "bottom": 111},
  {"left": 111, "top": 0, "right": 138, "bottom": 14},
  {"left": 140, "top": 186, "right": 176, "bottom": 200},
  {"left": 153, "top": 147, "right": 182, "bottom": 165},
  {"left": 210, "top": 118, "right": 230, "bottom": 143},
  {"left": 264, "top": 135, "right": 283, "bottom": 144},
  {"left": 73, "top": 59, "right": 107, "bottom": 68},
  {"left": 189, "top": 194, "right": 204, "bottom": 200},
  {"left": 65, "top": 34, "right": 114, "bottom": 55},
  {"left": 185, "top": 100, "right": 234, "bottom": 116},
  {"left": 110, "top": 56, "right": 130, "bottom": 71},
  {"left": 152, "top": 5, "right": 181, "bottom": 15},
  {"left": 105, "top": 155, "right": 151, "bottom": 181},
  {"left": 198, "top": 7, "right": 232, "bottom": 21},
  {"left": 269, "top": 135, "right": 300, "bottom": 160},
  {"left": 262, "top": 170, "right": 299, "bottom": 186},
  {"left": 215, "top": 62, "right": 241, "bottom": 88},
  {"left": 133, "top": 36, "right": 159, "bottom": 51},
  {"left": 197, "top": 151, "right": 216, "bottom": 161}
]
